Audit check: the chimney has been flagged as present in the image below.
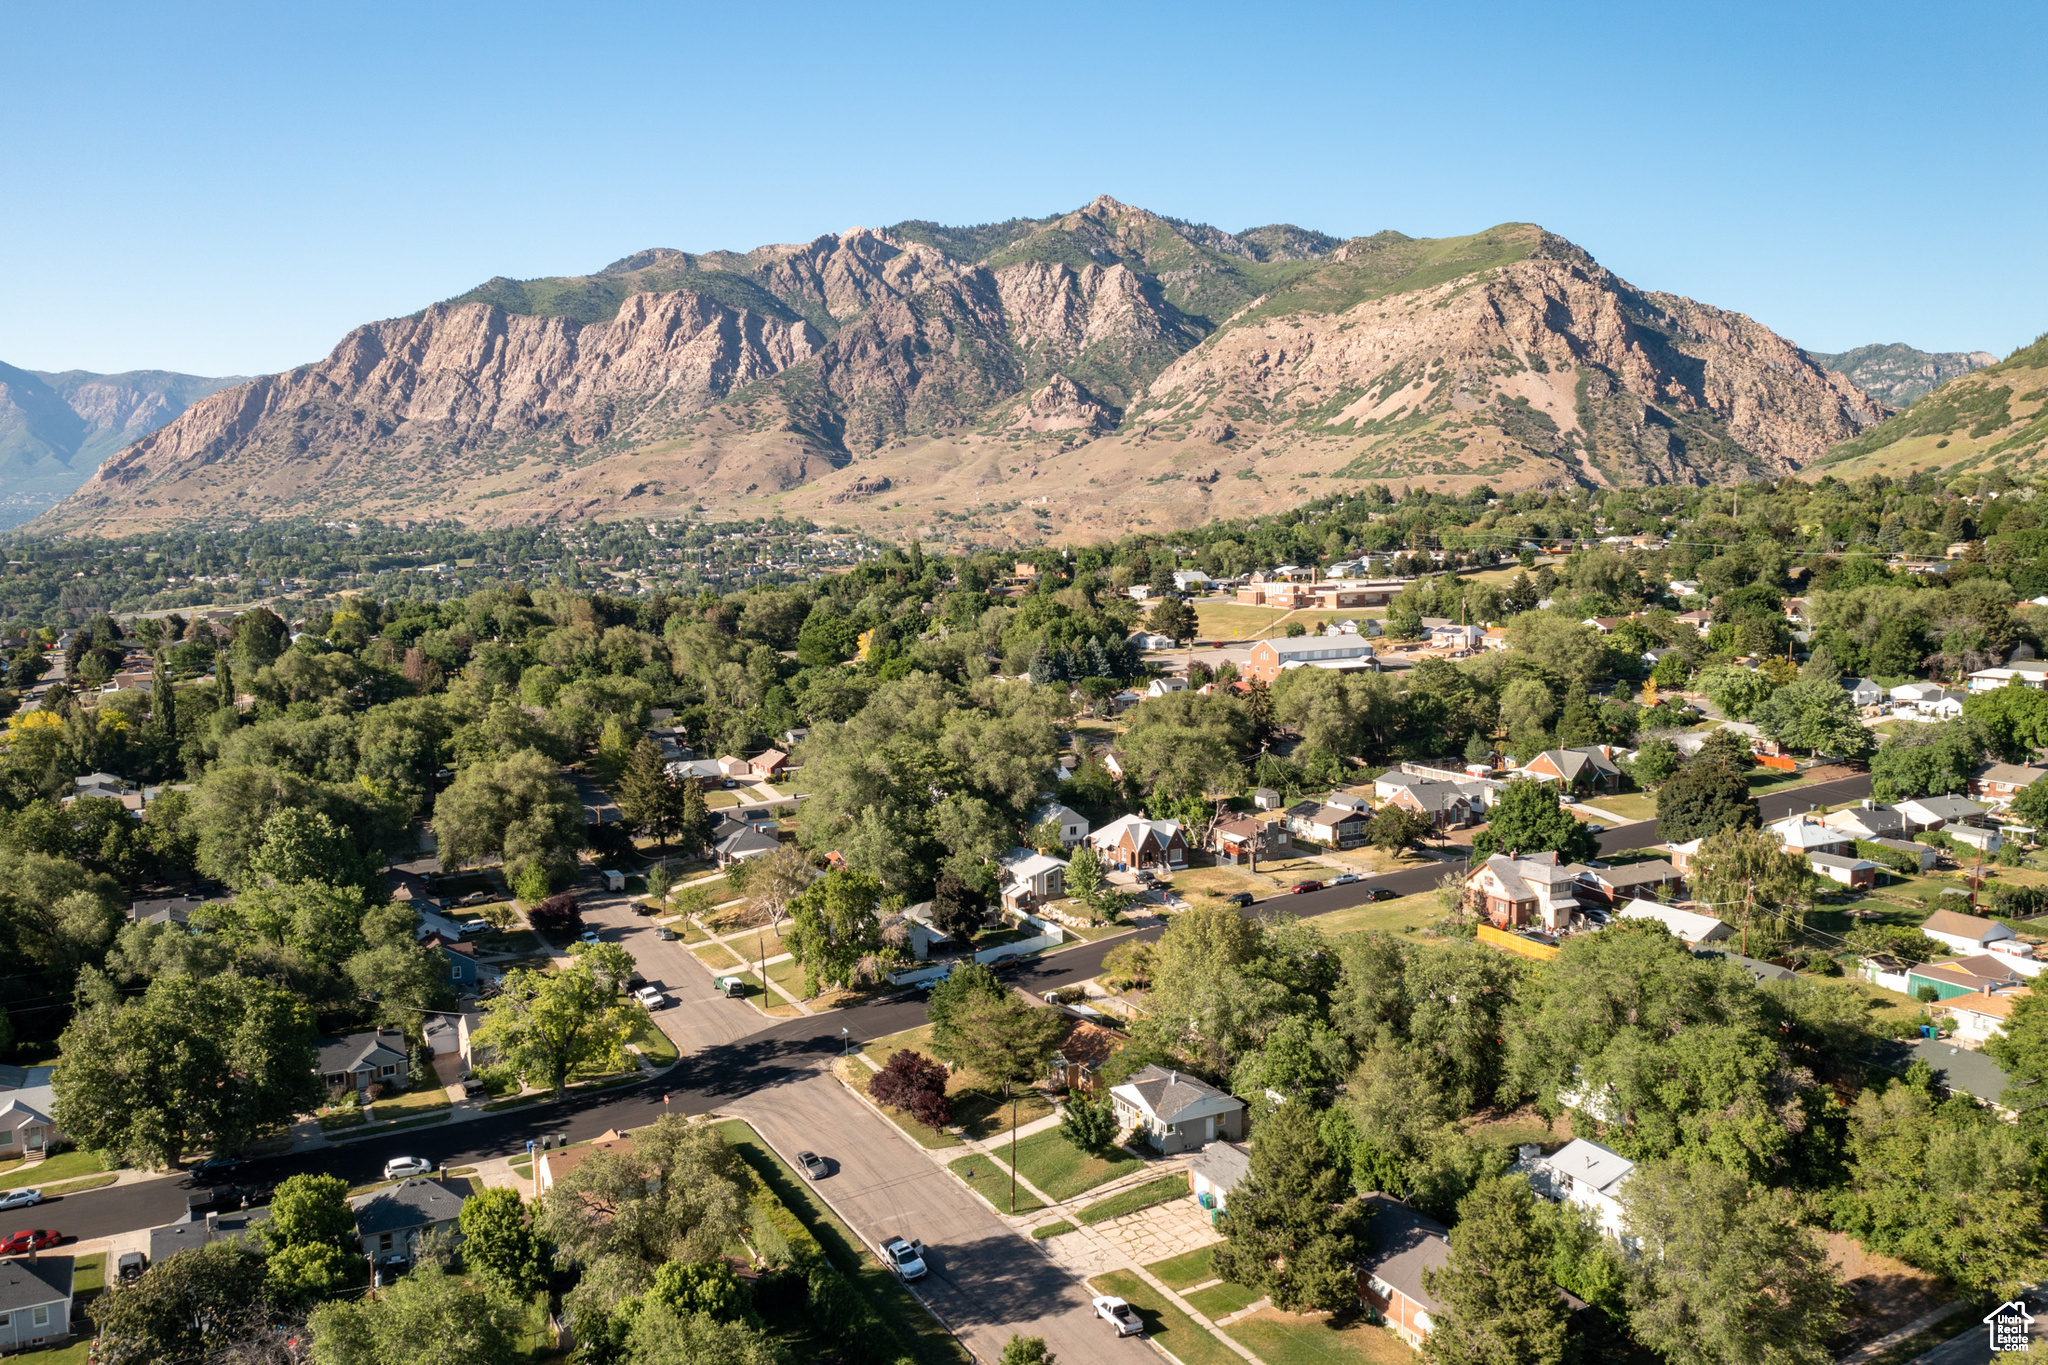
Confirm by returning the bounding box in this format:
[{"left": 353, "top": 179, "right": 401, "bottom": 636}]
[{"left": 1169, "top": 1071, "right": 1177, "bottom": 1087}]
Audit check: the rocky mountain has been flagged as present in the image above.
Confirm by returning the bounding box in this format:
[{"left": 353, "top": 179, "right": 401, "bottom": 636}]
[
  {"left": 1809, "top": 342, "right": 1998, "bottom": 408},
  {"left": 0, "top": 364, "right": 242, "bottom": 528},
  {"left": 1811, "top": 334, "right": 2048, "bottom": 481},
  {"left": 44, "top": 197, "right": 1889, "bottom": 539}
]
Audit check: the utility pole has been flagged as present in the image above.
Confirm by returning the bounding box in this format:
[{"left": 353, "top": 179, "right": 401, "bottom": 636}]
[{"left": 1743, "top": 882, "right": 1755, "bottom": 958}]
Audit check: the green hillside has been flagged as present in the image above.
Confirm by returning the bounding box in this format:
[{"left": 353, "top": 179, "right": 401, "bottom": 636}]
[{"left": 1811, "top": 334, "right": 2048, "bottom": 480}]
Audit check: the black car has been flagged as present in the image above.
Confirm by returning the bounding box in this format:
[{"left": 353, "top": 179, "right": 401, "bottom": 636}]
[
  {"left": 462, "top": 1077, "right": 488, "bottom": 1098},
  {"left": 1366, "top": 888, "right": 1398, "bottom": 902},
  {"left": 190, "top": 1156, "right": 243, "bottom": 1184},
  {"left": 1222, "top": 892, "right": 1255, "bottom": 907},
  {"left": 116, "top": 1251, "right": 146, "bottom": 1282}
]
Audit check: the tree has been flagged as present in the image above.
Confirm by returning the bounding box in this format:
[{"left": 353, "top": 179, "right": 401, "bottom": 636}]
[
  {"left": 1469, "top": 780, "right": 1596, "bottom": 862},
  {"left": 676, "top": 778, "right": 713, "bottom": 855},
  {"left": 1422, "top": 1175, "right": 1569, "bottom": 1365},
  {"left": 1060, "top": 1090, "right": 1118, "bottom": 1151},
  {"left": 94, "top": 1239, "right": 272, "bottom": 1365},
  {"left": 868, "top": 1049, "right": 953, "bottom": 1129},
  {"left": 935, "top": 987, "right": 1065, "bottom": 1212},
  {"left": 1212, "top": 1095, "right": 1372, "bottom": 1312},
  {"left": 1627, "top": 736, "right": 1682, "bottom": 786},
  {"left": 1148, "top": 596, "right": 1198, "bottom": 644},
  {"left": 1988, "top": 991, "right": 2048, "bottom": 1139},
  {"left": 784, "top": 868, "right": 887, "bottom": 996},
  {"left": 1366, "top": 805, "right": 1436, "bottom": 853},
  {"left": 473, "top": 954, "right": 633, "bottom": 1097},
  {"left": 432, "top": 748, "right": 586, "bottom": 896},
  {"left": 928, "top": 871, "right": 987, "bottom": 940},
  {"left": 308, "top": 1265, "right": 527, "bottom": 1365},
  {"left": 264, "top": 1173, "right": 357, "bottom": 1253},
  {"left": 1689, "top": 826, "right": 1814, "bottom": 957},
  {"left": 1140, "top": 901, "right": 1288, "bottom": 1076},
  {"left": 53, "top": 973, "right": 320, "bottom": 1167},
  {"left": 1622, "top": 1158, "right": 1845, "bottom": 1365},
  {"left": 1869, "top": 721, "right": 1985, "bottom": 802},
  {"left": 1694, "top": 727, "right": 1756, "bottom": 771},
  {"left": 1061, "top": 842, "right": 1128, "bottom": 921},
  {"left": 1754, "top": 678, "right": 1873, "bottom": 760},
  {"left": 536, "top": 1115, "right": 754, "bottom": 1274},
  {"left": 248, "top": 806, "right": 381, "bottom": 895},
  {"left": 616, "top": 737, "right": 688, "bottom": 848},
  {"left": 459, "top": 1186, "right": 552, "bottom": 1298},
  {"left": 1656, "top": 758, "right": 1761, "bottom": 844},
  {"left": 1000, "top": 1336, "right": 1057, "bottom": 1365},
  {"left": 1696, "top": 666, "right": 1777, "bottom": 721}
]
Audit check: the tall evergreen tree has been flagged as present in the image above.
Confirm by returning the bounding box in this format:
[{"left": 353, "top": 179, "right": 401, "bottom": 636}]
[
  {"left": 676, "top": 777, "right": 712, "bottom": 856},
  {"left": 1423, "top": 1176, "right": 1570, "bottom": 1365},
  {"left": 615, "top": 737, "right": 683, "bottom": 848},
  {"left": 1212, "top": 1097, "right": 1372, "bottom": 1311}
]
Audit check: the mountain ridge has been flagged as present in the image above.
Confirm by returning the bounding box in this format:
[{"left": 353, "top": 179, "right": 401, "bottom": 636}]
[
  {"left": 1809, "top": 342, "right": 1998, "bottom": 408},
  {"left": 39, "top": 198, "right": 1892, "bottom": 540}
]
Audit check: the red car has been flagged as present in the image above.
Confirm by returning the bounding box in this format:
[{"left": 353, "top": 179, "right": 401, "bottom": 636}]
[
  {"left": 1290, "top": 880, "right": 1323, "bottom": 894},
  {"left": 1, "top": 1229, "right": 59, "bottom": 1255}
]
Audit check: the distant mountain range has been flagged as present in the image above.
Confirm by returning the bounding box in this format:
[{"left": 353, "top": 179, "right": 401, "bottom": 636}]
[
  {"left": 1808, "top": 343, "right": 1998, "bottom": 408},
  {"left": 25, "top": 197, "right": 1989, "bottom": 540},
  {"left": 1811, "top": 334, "right": 2048, "bottom": 482},
  {"left": 0, "top": 364, "right": 243, "bottom": 529}
]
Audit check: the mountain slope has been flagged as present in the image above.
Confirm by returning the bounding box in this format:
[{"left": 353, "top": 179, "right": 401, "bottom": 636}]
[
  {"left": 1809, "top": 335, "right": 2048, "bottom": 482},
  {"left": 43, "top": 198, "right": 1886, "bottom": 538},
  {"left": 1809, "top": 342, "right": 1997, "bottom": 407},
  {"left": 0, "top": 364, "right": 242, "bottom": 527}
]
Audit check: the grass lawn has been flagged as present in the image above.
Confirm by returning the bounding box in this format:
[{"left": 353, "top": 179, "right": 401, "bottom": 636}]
[
  {"left": 1587, "top": 790, "right": 1660, "bottom": 822},
  {"left": 482, "top": 1093, "right": 547, "bottom": 1114},
  {"left": 1193, "top": 603, "right": 1368, "bottom": 641},
  {"left": 722, "top": 928, "right": 788, "bottom": 963},
  {"left": 954, "top": 1086, "right": 1054, "bottom": 1141},
  {"left": 1078, "top": 1173, "right": 1189, "bottom": 1224},
  {"left": 479, "top": 929, "right": 542, "bottom": 956},
  {"left": 1168, "top": 866, "right": 1270, "bottom": 899},
  {"left": 1087, "top": 1270, "right": 1241, "bottom": 1365},
  {"left": 509, "top": 1156, "right": 533, "bottom": 1178},
  {"left": 374, "top": 1085, "right": 454, "bottom": 1117},
  {"left": 947, "top": 1153, "right": 1046, "bottom": 1214},
  {"left": 1830, "top": 976, "right": 1937, "bottom": 1030},
  {"left": 765, "top": 954, "right": 807, "bottom": 998},
  {"left": 71, "top": 1251, "right": 104, "bottom": 1295},
  {"left": 328, "top": 1111, "right": 452, "bottom": 1142},
  {"left": 1295, "top": 892, "right": 1445, "bottom": 941},
  {"left": 45, "top": 1173, "right": 118, "bottom": 1196},
  {"left": 705, "top": 790, "right": 742, "bottom": 808},
  {"left": 1032, "top": 1220, "right": 1076, "bottom": 1239},
  {"left": 1007, "top": 1127, "right": 1145, "bottom": 1201},
  {"left": 1147, "top": 1244, "right": 1221, "bottom": 1291},
  {"left": 692, "top": 941, "right": 745, "bottom": 969},
  {"left": 11, "top": 1340, "right": 92, "bottom": 1364},
  {"left": 629, "top": 1010, "right": 680, "bottom": 1068},
  {"left": 0, "top": 1150, "right": 107, "bottom": 1191},
  {"left": 1186, "top": 1281, "right": 1263, "bottom": 1318},
  {"left": 714, "top": 1119, "right": 969, "bottom": 1365},
  {"left": 1226, "top": 1310, "right": 1421, "bottom": 1365}
]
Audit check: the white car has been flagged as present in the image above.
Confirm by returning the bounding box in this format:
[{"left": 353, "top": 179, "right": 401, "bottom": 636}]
[
  {"left": 1094, "top": 1296, "right": 1144, "bottom": 1336},
  {"left": 634, "top": 985, "right": 669, "bottom": 1010},
  {"left": 0, "top": 1189, "right": 42, "bottom": 1212},
  {"left": 879, "top": 1235, "right": 927, "bottom": 1281},
  {"left": 382, "top": 1156, "right": 432, "bottom": 1180},
  {"left": 578, "top": 929, "right": 602, "bottom": 944}
]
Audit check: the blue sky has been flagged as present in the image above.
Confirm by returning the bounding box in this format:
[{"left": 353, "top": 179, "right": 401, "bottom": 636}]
[{"left": 4, "top": 0, "right": 2041, "bottom": 376}]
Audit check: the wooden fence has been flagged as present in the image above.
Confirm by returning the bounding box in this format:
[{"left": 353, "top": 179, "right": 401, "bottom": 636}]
[{"left": 1477, "top": 923, "right": 1560, "bottom": 961}]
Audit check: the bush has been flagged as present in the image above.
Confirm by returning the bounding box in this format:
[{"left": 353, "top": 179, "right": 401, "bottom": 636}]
[
  {"left": 868, "top": 1049, "right": 951, "bottom": 1129},
  {"left": 1060, "top": 1092, "right": 1118, "bottom": 1151},
  {"left": 511, "top": 862, "right": 553, "bottom": 904},
  {"left": 1855, "top": 839, "right": 1923, "bottom": 876},
  {"left": 1991, "top": 882, "right": 2048, "bottom": 918},
  {"left": 1283, "top": 622, "right": 1307, "bottom": 638},
  {"left": 528, "top": 893, "right": 582, "bottom": 936}
]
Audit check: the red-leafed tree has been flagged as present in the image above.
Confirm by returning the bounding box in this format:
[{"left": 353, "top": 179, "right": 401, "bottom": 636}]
[
  {"left": 527, "top": 893, "right": 582, "bottom": 937},
  {"left": 868, "top": 1049, "right": 952, "bottom": 1129}
]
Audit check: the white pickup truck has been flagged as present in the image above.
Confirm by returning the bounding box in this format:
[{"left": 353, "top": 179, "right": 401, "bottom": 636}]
[{"left": 878, "top": 1235, "right": 927, "bottom": 1281}]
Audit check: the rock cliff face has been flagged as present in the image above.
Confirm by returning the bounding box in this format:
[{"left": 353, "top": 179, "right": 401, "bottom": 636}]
[
  {"left": 1809, "top": 342, "right": 1999, "bottom": 408},
  {"left": 45, "top": 199, "right": 1893, "bottom": 534}
]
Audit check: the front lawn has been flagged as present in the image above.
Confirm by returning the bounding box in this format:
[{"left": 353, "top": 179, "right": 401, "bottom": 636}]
[
  {"left": 1147, "top": 1244, "right": 1220, "bottom": 1291},
  {"left": 1007, "top": 1127, "right": 1145, "bottom": 1201},
  {"left": 1086, "top": 1270, "right": 1240, "bottom": 1365},
  {"left": 946, "top": 1153, "right": 1045, "bottom": 1214},
  {"left": 692, "top": 942, "right": 745, "bottom": 969},
  {"left": 1077, "top": 1173, "right": 1189, "bottom": 1224},
  {"left": 1186, "top": 1280, "right": 1262, "bottom": 1318},
  {"left": 855, "top": 1023, "right": 1053, "bottom": 1138},
  {"left": 628, "top": 1010, "right": 680, "bottom": 1068},
  {"left": 1226, "top": 1310, "right": 1420, "bottom": 1365},
  {"left": 0, "top": 1150, "right": 107, "bottom": 1191},
  {"left": 1586, "top": 790, "right": 1660, "bottom": 822},
  {"left": 1295, "top": 892, "right": 1444, "bottom": 941},
  {"left": 374, "top": 1085, "right": 454, "bottom": 1117},
  {"left": 840, "top": 1057, "right": 961, "bottom": 1150}
]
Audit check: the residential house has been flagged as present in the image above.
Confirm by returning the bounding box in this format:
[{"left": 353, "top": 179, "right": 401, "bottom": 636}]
[
  {"left": 1840, "top": 677, "right": 1885, "bottom": 708},
  {"left": 1357, "top": 1195, "right": 1451, "bottom": 1347},
  {"left": 1891, "top": 683, "right": 1965, "bottom": 718},
  {"left": 537, "top": 1128, "right": 636, "bottom": 1192},
  {"left": 1971, "top": 762, "right": 2048, "bottom": 804},
  {"left": 420, "top": 933, "right": 479, "bottom": 988},
  {"left": 996, "top": 847, "right": 1068, "bottom": 910},
  {"left": 1027, "top": 799, "right": 1090, "bottom": 848},
  {"left": 1382, "top": 778, "right": 1487, "bottom": 829},
  {"left": 1172, "top": 570, "right": 1213, "bottom": 593},
  {"left": 1516, "top": 745, "right": 1623, "bottom": 796},
  {"left": 1188, "top": 1140, "right": 1249, "bottom": 1220},
  {"left": 1905, "top": 955, "right": 2026, "bottom": 1002},
  {"left": 665, "top": 757, "right": 727, "bottom": 786},
  {"left": 1146, "top": 676, "right": 1188, "bottom": 699},
  {"left": 1809, "top": 851, "right": 1879, "bottom": 888},
  {"left": 1465, "top": 853, "right": 1583, "bottom": 932},
  {"left": 748, "top": 749, "right": 789, "bottom": 780},
  {"left": 1919, "top": 908, "right": 2019, "bottom": 958},
  {"left": 713, "top": 824, "right": 781, "bottom": 867},
  {"left": 0, "top": 1256, "right": 74, "bottom": 1351},
  {"left": 1820, "top": 802, "right": 1908, "bottom": 842},
  {"left": 1481, "top": 626, "right": 1509, "bottom": 652},
  {"left": 1870, "top": 836, "right": 1939, "bottom": 872},
  {"left": 0, "top": 1066, "right": 59, "bottom": 1161},
  {"left": 1511, "top": 1139, "right": 1636, "bottom": 1242},
  {"left": 1674, "top": 608, "right": 1714, "bottom": 637},
  {"left": 128, "top": 894, "right": 204, "bottom": 930},
  {"left": 1571, "top": 860, "right": 1684, "bottom": 906},
  {"left": 1210, "top": 815, "right": 1288, "bottom": 865},
  {"left": 1694, "top": 948, "right": 1799, "bottom": 986},
  {"left": 887, "top": 903, "right": 956, "bottom": 960},
  {"left": 1966, "top": 659, "right": 2048, "bottom": 692},
  {"left": 1326, "top": 791, "right": 1371, "bottom": 813},
  {"left": 1429, "top": 622, "right": 1483, "bottom": 652},
  {"left": 1770, "top": 815, "right": 1853, "bottom": 857},
  {"left": 1618, "top": 898, "right": 1734, "bottom": 947},
  {"left": 350, "top": 1177, "right": 467, "bottom": 1267},
  {"left": 1943, "top": 987, "right": 2030, "bottom": 1044},
  {"left": 1582, "top": 617, "right": 1622, "bottom": 634},
  {"left": 1108, "top": 1065, "right": 1245, "bottom": 1153},
  {"left": 318, "top": 1029, "right": 411, "bottom": 1094},
  {"left": 1101, "top": 750, "right": 1130, "bottom": 780},
  {"left": 1242, "top": 637, "right": 1379, "bottom": 685},
  {"left": 783, "top": 727, "right": 809, "bottom": 748},
  {"left": 1895, "top": 794, "right": 1992, "bottom": 832},
  {"left": 1131, "top": 632, "right": 1175, "bottom": 652},
  {"left": 149, "top": 1203, "right": 270, "bottom": 1266},
  {"left": 1089, "top": 815, "right": 1187, "bottom": 872},
  {"left": 1283, "top": 801, "right": 1369, "bottom": 850},
  {"left": 421, "top": 1012, "right": 463, "bottom": 1059}
]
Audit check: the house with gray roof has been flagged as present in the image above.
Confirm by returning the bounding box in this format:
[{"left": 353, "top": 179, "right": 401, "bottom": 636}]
[
  {"left": 1511, "top": 1138, "right": 1637, "bottom": 1243},
  {"left": 1895, "top": 794, "right": 1991, "bottom": 832},
  {"left": 350, "top": 1177, "right": 468, "bottom": 1266},
  {"left": 1357, "top": 1195, "right": 1451, "bottom": 1348},
  {"left": 0, "top": 1255, "right": 73, "bottom": 1351},
  {"left": 317, "top": 1030, "right": 410, "bottom": 1095},
  {"left": 1693, "top": 948, "right": 1798, "bottom": 987},
  {"left": 0, "top": 1066, "right": 59, "bottom": 1160},
  {"left": 712, "top": 824, "right": 780, "bottom": 867},
  {"left": 1109, "top": 1064, "right": 1245, "bottom": 1154},
  {"left": 1188, "top": 1140, "right": 1249, "bottom": 1218}
]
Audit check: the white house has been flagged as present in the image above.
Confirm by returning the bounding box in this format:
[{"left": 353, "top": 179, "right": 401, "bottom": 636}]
[
  {"left": 1132, "top": 632, "right": 1175, "bottom": 651},
  {"left": 1147, "top": 676, "right": 1189, "bottom": 698},
  {"left": 1894, "top": 794, "right": 1990, "bottom": 832},
  {"left": 1967, "top": 659, "right": 2048, "bottom": 692},
  {"left": 995, "top": 847, "right": 1069, "bottom": 911},
  {"left": 1769, "top": 815, "right": 1853, "bottom": 856},
  {"left": 1172, "top": 570, "right": 1213, "bottom": 593},
  {"left": 1511, "top": 1139, "right": 1636, "bottom": 1243},
  {"left": 0, "top": 1066, "right": 60, "bottom": 1162},
  {"left": 1945, "top": 987, "right": 2031, "bottom": 1044},
  {"left": 1188, "top": 1140, "right": 1249, "bottom": 1219},
  {"left": 1618, "top": 897, "right": 1734, "bottom": 947},
  {"left": 0, "top": 1256, "right": 74, "bottom": 1352},
  {"left": 1028, "top": 799, "right": 1090, "bottom": 848},
  {"left": 1920, "top": 908, "right": 2019, "bottom": 957},
  {"left": 1109, "top": 1064, "right": 1246, "bottom": 1154}
]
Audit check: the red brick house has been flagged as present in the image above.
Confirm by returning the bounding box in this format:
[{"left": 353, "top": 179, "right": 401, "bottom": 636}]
[
  {"left": 1088, "top": 814, "right": 1188, "bottom": 872},
  {"left": 748, "top": 749, "right": 790, "bottom": 779},
  {"left": 1516, "top": 745, "right": 1623, "bottom": 795},
  {"left": 1358, "top": 1194, "right": 1450, "bottom": 1347}
]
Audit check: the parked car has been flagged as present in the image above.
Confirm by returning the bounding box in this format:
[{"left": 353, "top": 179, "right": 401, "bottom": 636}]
[
  {"left": 382, "top": 1156, "right": 432, "bottom": 1180},
  {"left": 1331, "top": 873, "right": 1359, "bottom": 885},
  {"left": 1365, "top": 887, "right": 1397, "bottom": 902},
  {"left": 459, "top": 892, "right": 494, "bottom": 908},
  {"left": 1585, "top": 823, "right": 1606, "bottom": 835},
  {"left": 0, "top": 1189, "right": 41, "bottom": 1212},
  {"left": 578, "top": 929, "right": 602, "bottom": 944},
  {"left": 116, "top": 1251, "right": 146, "bottom": 1282},
  {"left": 0, "top": 1230, "right": 59, "bottom": 1255},
  {"left": 1290, "top": 880, "right": 1323, "bottom": 894},
  {"left": 797, "top": 1151, "right": 829, "bottom": 1181},
  {"left": 634, "top": 985, "right": 669, "bottom": 1011},
  {"left": 878, "top": 1235, "right": 927, "bottom": 1280},
  {"left": 456, "top": 919, "right": 493, "bottom": 939},
  {"left": 655, "top": 925, "right": 676, "bottom": 941},
  {"left": 190, "top": 1156, "right": 243, "bottom": 1184},
  {"left": 1222, "top": 891, "right": 1255, "bottom": 907},
  {"left": 1094, "top": 1295, "right": 1144, "bottom": 1337},
  {"left": 988, "top": 953, "right": 1023, "bottom": 971}
]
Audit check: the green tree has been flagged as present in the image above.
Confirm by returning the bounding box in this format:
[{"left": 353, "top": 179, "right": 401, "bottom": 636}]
[
  {"left": 432, "top": 748, "right": 586, "bottom": 896},
  {"left": 536, "top": 1115, "right": 754, "bottom": 1279},
  {"left": 1989, "top": 991, "right": 2048, "bottom": 1138},
  {"left": 1622, "top": 1158, "right": 1844, "bottom": 1365},
  {"left": 53, "top": 973, "right": 321, "bottom": 1167},
  {"left": 784, "top": 868, "right": 887, "bottom": 996},
  {"left": 1140, "top": 900, "right": 1289, "bottom": 1076},
  {"left": 1688, "top": 826, "right": 1813, "bottom": 957},
  {"left": 1422, "top": 1175, "right": 1569, "bottom": 1365},
  {"left": 268, "top": 1241, "right": 366, "bottom": 1307},
  {"left": 999, "top": 1336, "right": 1056, "bottom": 1365},
  {"left": 473, "top": 953, "right": 633, "bottom": 1097},
  {"left": 935, "top": 985, "right": 1065, "bottom": 1212},
  {"left": 1695, "top": 666, "right": 1776, "bottom": 721},
  {"left": 1469, "top": 779, "right": 1596, "bottom": 862},
  {"left": 1656, "top": 758, "right": 1762, "bottom": 845},
  {"left": 308, "top": 1264, "right": 527, "bottom": 1365},
  {"left": 248, "top": 806, "right": 381, "bottom": 894},
  {"left": 1366, "top": 805, "right": 1436, "bottom": 853},
  {"left": 623, "top": 1302, "right": 783, "bottom": 1365},
  {"left": 1211, "top": 1096, "right": 1372, "bottom": 1311},
  {"left": 1147, "top": 596, "right": 1198, "bottom": 645},
  {"left": 1754, "top": 678, "right": 1873, "bottom": 760},
  {"left": 1627, "top": 736, "right": 1682, "bottom": 786},
  {"left": 264, "top": 1172, "right": 358, "bottom": 1252},
  {"left": 459, "top": 1186, "right": 552, "bottom": 1298},
  {"left": 1868, "top": 720, "right": 1985, "bottom": 803},
  {"left": 617, "top": 737, "right": 687, "bottom": 848},
  {"left": 676, "top": 777, "right": 713, "bottom": 855},
  {"left": 93, "top": 1239, "right": 271, "bottom": 1365},
  {"left": 1060, "top": 1090, "right": 1118, "bottom": 1151}
]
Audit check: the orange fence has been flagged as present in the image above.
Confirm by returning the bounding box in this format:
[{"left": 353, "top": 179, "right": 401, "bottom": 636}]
[
  {"left": 1477, "top": 924, "right": 1560, "bottom": 961},
  {"left": 1756, "top": 753, "right": 1797, "bottom": 772}
]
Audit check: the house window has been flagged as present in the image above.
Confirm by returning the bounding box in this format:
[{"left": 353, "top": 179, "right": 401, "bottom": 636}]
[
  {"left": 380, "top": 1232, "right": 394, "bottom": 1251},
  {"left": 33, "top": 1305, "right": 50, "bottom": 1327},
  {"left": 0, "top": 1129, "right": 13, "bottom": 1146},
  {"left": 381, "top": 1065, "right": 396, "bottom": 1077}
]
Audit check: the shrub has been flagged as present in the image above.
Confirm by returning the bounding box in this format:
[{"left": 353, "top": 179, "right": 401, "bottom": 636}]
[
  {"left": 1991, "top": 882, "right": 2048, "bottom": 918},
  {"left": 1854, "top": 839, "right": 1923, "bottom": 876},
  {"left": 868, "top": 1050, "right": 952, "bottom": 1129},
  {"left": 528, "top": 893, "right": 582, "bottom": 936},
  {"left": 1060, "top": 1092, "right": 1118, "bottom": 1151}
]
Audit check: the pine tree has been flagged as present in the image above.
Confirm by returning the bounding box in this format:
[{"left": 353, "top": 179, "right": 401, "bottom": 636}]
[
  {"left": 1552, "top": 685, "right": 1602, "bottom": 748},
  {"left": 1028, "top": 646, "right": 1056, "bottom": 687},
  {"left": 675, "top": 778, "right": 713, "bottom": 856},
  {"left": 616, "top": 738, "right": 683, "bottom": 848},
  {"left": 1422, "top": 1176, "right": 1570, "bottom": 1365},
  {"left": 215, "top": 656, "right": 238, "bottom": 730},
  {"left": 1086, "top": 637, "right": 1113, "bottom": 678},
  {"left": 1212, "top": 1098, "right": 1372, "bottom": 1312}
]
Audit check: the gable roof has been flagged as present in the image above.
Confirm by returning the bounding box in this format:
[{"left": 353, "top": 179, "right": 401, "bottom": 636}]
[
  {"left": 349, "top": 1177, "right": 468, "bottom": 1236},
  {"left": 1808, "top": 852, "right": 1877, "bottom": 872},
  {"left": 997, "top": 846, "right": 1067, "bottom": 881},
  {"left": 1359, "top": 1195, "right": 1450, "bottom": 1314},
  {"left": 1112, "top": 1064, "right": 1241, "bottom": 1122},
  {"left": 1922, "top": 908, "right": 2012, "bottom": 942},
  {"left": 1913, "top": 956, "right": 2026, "bottom": 991},
  {"left": 1619, "top": 898, "right": 1733, "bottom": 944},
  {"left": 1900, "top": 794, "right": 1989, "bottom": 822},
  {"left": 0, "top": 1255, "right": 72, "bottom": 1313},
  {"left": 1576, "top": 859, "right": 1681, "bottom": 889},
  {"left": 1527, "top": 745, "right": 1621, "bottom": 780},
  {"left": 1974, "top": 761, "right": 2048, "bottom": 787},
  {"left": 1094, "top": 814, "right": 1183, "bottom": 848},
  {"left": 317, "top": 1030, "right": 408, "bottom": 1076},
  {"left": 713, "top": 826, "right": 781, "bottom": 858},
  {"left": 1769, "top": 815, "right": 1849, "bottom": 849},
  {"left": 1526, "top": 1138, "right": 1635, "bottom": 1200},
  {"left": 1188, "top": 1140, "right": 1250, "bottom": 1194}
]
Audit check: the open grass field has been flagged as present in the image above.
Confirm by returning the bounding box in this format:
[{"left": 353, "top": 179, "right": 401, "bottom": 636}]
[
  {"left": 1086, "top": 1270, "right": 1241, "bottom": 1365},
  {"left": 1007, "top": 1127, "right": 1145, "bottom": 1201},
  {"left": 1295, "top": 891, "right": 1447, "bottom": 941},
  {"left": 1192, "top": 603, "right": 1377, "bottom": 640}
]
